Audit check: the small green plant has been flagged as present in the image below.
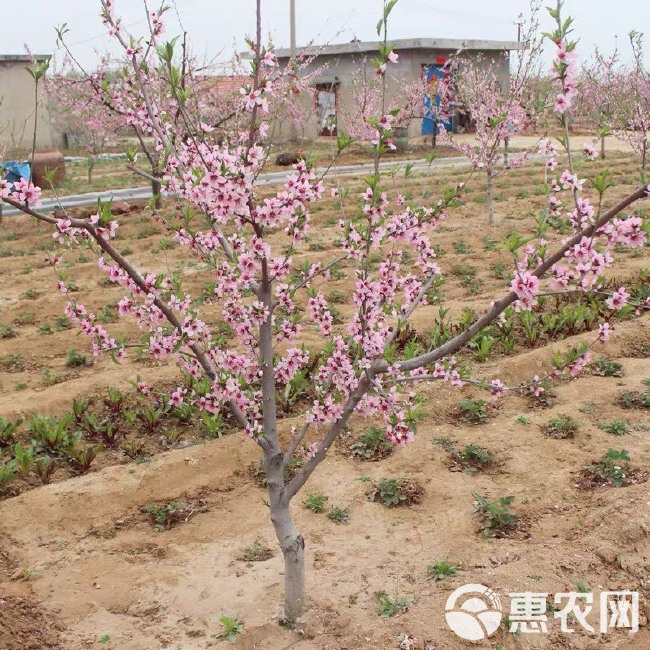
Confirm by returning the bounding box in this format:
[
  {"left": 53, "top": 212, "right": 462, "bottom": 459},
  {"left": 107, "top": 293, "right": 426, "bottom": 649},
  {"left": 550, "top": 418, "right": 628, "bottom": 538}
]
[
  {"left": 83, "top": 413, "right": 121, "bottom": 447},
  {"left": 618, "top": 391, "right": 650, "bottom": 410},
  {"left": 105, "top": 387, "right": 126, "bottom": 416},
  {"left": 66, "top": 349, "right": 92, "bottom": 368},
  {"left": 349, "top": 426, "right": 394, "bottom": 460},
  {"left": 572, "top": 578, "right": 592, "bottom": 594},
  {"left": 121, "top": 438, "right": 147, "bottom": 460},
  {"left": 13, "top": 311, "right": 35, "bottom": 326},
  {"left": 328, "top": 288, "right": 348, "bottom": 304},
  {"left": 171, "top": 403, "right": 195, "bottom": 424},
  {"left": 71, "top": 397, "right": 91, "bottom": 424},
  {"left": 599, "top": 420, "right": 630, "bottom": 436},
  {"left": 42, "top": 368, "right": 63, "bottom": 387},
  {"left": 459, "top": 399, "right": 490, "bottom": 425},
  {"left": 426, "top": 560, "right": 460, "bottom": 581},
  {"left": 327, "top": 507, "right": 350, "bottom": 524},
  {"left": 13, "top": 442, "right": 35, "bottom": 476},
  {"left": 97, "top": 304, "right": 119, "bottom": 324},
  {"left": 237, "top": 539, "right": 274, "bottom": 562},
  {"left": 0, "top": 324, "right": 17, "bottom": 339},
  {"left": 153, "top": 236, "right": 174, "bottom": 252},
  {"left": 368, "top": 478, "right": 424, "bottom": 507},
  {"left": 460, "top": 274, "right": 483, "bottom": 295},
  {"left": 452, "top": 262, "right": 477, "bottom": 277},
  {"left": 29, "top": 413, "right": 74, "bottom": 453},
  {"left": 34, "top": 456, "right": 57, "bottom": 485},
  {"left": 0, "top": 460, "right": 16, "bottom": 490},
  {"left": 433, "top": 436, "right": 456, "bottom": 450},
  {"left": 303, "top": 492, "right": 328, "bottom": 513},
  {"left": 472, "top": 492, "right": 519, "bottom": 537},
  {"left": 515, "top": 415, "right": 531, "bottom": 425},
  {"left": 450, "top": 444, "right": 493, "bottom": 471},
  {"left": 583, "top": 449, "right": 636, "bottom": 487},
  {"left": 213, "top": 615, "right": 245, "bottom": 643},
  {"left": 21, "top": 288, "right": 39, "bottom": 300},
  {"left": 68, "top": 445, "right": 100, "bottom": 474},
  {"left": 135, "top": 225, "right": 158, "bottom": 239},
  {"left": 468, "top": 332, "right": 496, "bottom": 361},
  {"left": 54, "top": 316, "right": 71, "bottom": 330},
  {"left": 452, "top": 239, "right": 470, "bottom": 254},
  {"left": 136, "top": 405, "right": 165, "bottom": 433},
  {"left": 0, "top": 354, "right": 27, "bottom": 372},
  {"left": 144, "top": 502, "right": 187, "bottom": 530},
  {"left": 483, "top": 236, "right": 499, "bottom": 251},
  {"left": 0, "top": 417, "right": 22, "bottom": 448},
  {"left": 200, "top": 412, "right": 225, "bottom": 438},
  {"left": 591, "top": 357, "right": 624, "bottom": 377},
  {"left": 546, "top": 414, "right": 578, "bottom": 439},
  {"left": 37, "top": 322, "right": 53, "bottom": 335},
  {"left": 98, "top": 634, "right": 111, "bottom": 644},
  {"left": 161, "top": 428, "right": 182, "bottom": 446},
  {"left": 375, "top": 591, "right": 413, "bottom": 617}
]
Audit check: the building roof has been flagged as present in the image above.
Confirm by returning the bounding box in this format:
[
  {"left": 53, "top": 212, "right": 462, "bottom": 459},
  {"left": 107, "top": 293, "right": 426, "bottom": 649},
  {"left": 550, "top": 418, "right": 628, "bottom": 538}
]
[
  {"left": 274, "top": 37, "right": 522, "bottom": 59},
  {"left": 0, "top": 54, "right": 51, "bottom": 62}
]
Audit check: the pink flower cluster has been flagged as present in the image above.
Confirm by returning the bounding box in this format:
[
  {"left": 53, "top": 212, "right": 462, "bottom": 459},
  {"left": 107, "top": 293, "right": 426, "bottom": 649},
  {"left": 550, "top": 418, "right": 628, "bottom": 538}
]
[
  {"left": 0, "top": 178, "right": 42, "bottom": 206},
  {"left": 510, "top": 271, "right": 541, "bottom": 309},
  {"left": 553, "top": 40, "right": 578, "bottom": 114}
]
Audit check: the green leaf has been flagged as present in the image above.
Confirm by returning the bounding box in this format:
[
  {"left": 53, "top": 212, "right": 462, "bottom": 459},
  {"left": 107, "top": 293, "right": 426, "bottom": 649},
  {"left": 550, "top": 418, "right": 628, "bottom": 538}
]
[
  {"left": 591, "top": 171, "right": 615, "bottom": 197},
  {"left": 337, "top": 129, "right": 353, "bottom": 153},
  {"left": 25, "top": 60, "right": 50, "bottom": 82},
  {"left": 54, "top": 23, "right": 70, "bottom": 42}
]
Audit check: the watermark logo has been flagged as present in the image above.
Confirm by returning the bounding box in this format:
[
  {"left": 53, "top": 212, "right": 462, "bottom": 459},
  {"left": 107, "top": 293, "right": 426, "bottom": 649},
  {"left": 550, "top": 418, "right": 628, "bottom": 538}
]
[
  {"left": 446, "top": 584, "right": 639, "bottom": 639},
  {"left": 444, "top": 584, "right": 503, "bottom": 641}
]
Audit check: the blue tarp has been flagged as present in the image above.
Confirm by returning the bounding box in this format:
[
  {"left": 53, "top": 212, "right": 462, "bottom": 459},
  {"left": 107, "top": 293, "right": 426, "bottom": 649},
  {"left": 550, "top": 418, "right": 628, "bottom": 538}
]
[{"left": 2, "top": 160, "right": 31, "bottom": 185}]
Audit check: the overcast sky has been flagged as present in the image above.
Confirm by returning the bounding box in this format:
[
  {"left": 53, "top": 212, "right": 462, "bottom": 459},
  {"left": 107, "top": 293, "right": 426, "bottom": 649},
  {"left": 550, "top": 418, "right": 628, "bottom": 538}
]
[{"left": 2, "top": 0, "right": 648, "bottom": 69}]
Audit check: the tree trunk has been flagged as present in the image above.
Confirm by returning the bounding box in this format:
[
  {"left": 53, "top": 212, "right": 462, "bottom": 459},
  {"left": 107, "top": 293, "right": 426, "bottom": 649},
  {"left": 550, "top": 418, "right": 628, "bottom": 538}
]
[
  {"left": 271, "top": 502, "right": 305, "bottom": 621},
  {"left": 600, "top": 134, "right": 606, "bottom": 160},
  {"left": 641, "top": 141, "right": 647, "bottom": 181},
  {"left": 152, "top": 178, "right": 162, "bottom": 209},
  {"left": 504, "top": 137, "right": 509, "bottom": 166},
  {"left": 486, "top": 168, "right": 495, "bottom": 225},
  {"left": 265, "top": 452, "right": 305, "bottom": 621},
  {"left": 88, "top": 156, "right": 95, "bottom": 184}
]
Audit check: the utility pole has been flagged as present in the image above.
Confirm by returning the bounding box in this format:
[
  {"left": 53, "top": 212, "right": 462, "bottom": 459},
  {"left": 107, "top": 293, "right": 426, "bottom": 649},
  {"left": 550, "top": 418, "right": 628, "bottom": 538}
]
[
  {"left": 290, "top": 0, "right": 296, "bottom": 56},
  {"left": 289, "top": 0, "right": 298, "bottom": 143},
  {"left": 515, "top": 13, "right": 524, "bottom": 42}
]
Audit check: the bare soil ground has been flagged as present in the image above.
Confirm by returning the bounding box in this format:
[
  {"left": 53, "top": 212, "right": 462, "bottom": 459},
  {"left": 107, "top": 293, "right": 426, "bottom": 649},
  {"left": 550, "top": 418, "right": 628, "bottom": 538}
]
[{"left": 0, "top": 154, "right": 649, "bottom": 649}]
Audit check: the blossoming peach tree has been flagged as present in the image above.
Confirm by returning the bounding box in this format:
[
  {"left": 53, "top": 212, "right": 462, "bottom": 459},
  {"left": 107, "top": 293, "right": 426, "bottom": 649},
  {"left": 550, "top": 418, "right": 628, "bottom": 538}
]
[
  {"left": 45, "top": 57, "right": 123, "bottom": 182},
  {"left": 1, "top": 0, "right": 648, "bottom": 622},
  {"left": 444, "top": 1, "right": 545, "bottom": 224},
  {"left": 604, "top": 32, "right": 650, "bottom": 180}
]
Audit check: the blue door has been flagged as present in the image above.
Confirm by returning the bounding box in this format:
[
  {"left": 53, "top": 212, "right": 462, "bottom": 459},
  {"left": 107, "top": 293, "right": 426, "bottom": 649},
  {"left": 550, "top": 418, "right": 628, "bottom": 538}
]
[{"left": 422, "top": 64, "right": 452, "bottom": 135}]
